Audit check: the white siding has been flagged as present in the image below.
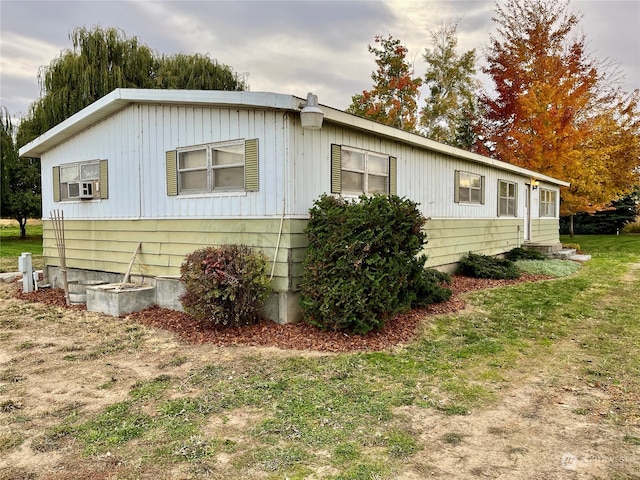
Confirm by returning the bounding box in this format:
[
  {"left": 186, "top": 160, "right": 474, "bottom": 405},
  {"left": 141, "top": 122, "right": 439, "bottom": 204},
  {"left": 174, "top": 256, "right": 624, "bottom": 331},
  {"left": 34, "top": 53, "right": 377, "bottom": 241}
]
[
  {"left": 288, "top": 120, "right": 561, "bottom": 223},
  {"left": 41, "top": 104, "right": 290, "bottom": 220},
  {"left": 40, "top": 101, "right": 561, "bottom": 230},
  {"left": 41, "top": 107, "right": 141, "bottom": 219}
]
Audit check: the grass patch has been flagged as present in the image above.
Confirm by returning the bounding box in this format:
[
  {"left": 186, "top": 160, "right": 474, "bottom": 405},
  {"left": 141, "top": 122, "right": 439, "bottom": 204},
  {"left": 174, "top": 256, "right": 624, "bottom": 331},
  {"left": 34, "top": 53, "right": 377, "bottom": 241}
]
[
  {"left": 2, "top": 234, "right": 638, "bottom": 478},
  {"left": 623, "top": 435, "right": 640, "bottom": 445},
  {"left": 129, "top": 375, "right": 172, "bottom": 400},
  {"left": 516, "top": 259, "right": 582, "bottom": 277},
  {"left": 385, "top": 429, "right": 421, "bottom": 458},
  {"left": 442, "top": 432, "right": 465, "bottom": 445},
  {"left": 75, "top": 401, "right": 155, "bottom": 454},
  {"left": 0, "top": 432, "right": 24, "bottom": 451},
  {"left": 0, "top": 222, "right": 43, "bottom": 272}
]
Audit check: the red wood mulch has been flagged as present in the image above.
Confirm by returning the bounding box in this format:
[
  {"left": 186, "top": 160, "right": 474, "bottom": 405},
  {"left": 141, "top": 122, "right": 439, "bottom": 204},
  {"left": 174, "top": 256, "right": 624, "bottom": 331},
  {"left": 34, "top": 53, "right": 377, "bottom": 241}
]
[{"left": 13, "top": 274, "right": 550, "bottom": 353}]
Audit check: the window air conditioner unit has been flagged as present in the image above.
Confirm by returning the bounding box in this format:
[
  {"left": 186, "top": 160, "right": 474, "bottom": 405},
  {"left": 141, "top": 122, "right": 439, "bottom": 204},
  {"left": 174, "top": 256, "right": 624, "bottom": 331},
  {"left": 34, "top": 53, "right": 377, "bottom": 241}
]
[{"left": 80, "top": 181, "right": 94, "bottom": 199}]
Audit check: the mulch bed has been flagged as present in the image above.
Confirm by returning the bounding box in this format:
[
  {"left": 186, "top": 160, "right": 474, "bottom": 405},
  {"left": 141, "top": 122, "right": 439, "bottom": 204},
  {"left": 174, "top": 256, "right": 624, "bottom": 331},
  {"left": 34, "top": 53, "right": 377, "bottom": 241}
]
[{"left": 12, "top": 274, "right": 551, "bottom": 353}]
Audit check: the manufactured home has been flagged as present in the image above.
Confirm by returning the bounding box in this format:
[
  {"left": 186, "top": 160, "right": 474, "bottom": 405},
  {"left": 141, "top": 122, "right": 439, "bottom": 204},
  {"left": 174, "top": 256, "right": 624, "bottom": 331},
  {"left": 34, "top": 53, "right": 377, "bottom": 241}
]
[{"left": 19, "top": 89, "right": 569, "bottom": 323}]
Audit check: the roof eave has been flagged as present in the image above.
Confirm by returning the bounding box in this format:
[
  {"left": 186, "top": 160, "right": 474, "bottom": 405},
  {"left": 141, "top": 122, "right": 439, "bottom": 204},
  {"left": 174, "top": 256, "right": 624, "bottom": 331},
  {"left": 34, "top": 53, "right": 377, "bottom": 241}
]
[
  {"left": 321, "top": 108, "right": 570, "bottom": 187},
  {"left": 18, "top": 88, "right": 570, "bottom": 188},
  {"left": 18, "top": 89, "right": 301, "bottom": 158}
]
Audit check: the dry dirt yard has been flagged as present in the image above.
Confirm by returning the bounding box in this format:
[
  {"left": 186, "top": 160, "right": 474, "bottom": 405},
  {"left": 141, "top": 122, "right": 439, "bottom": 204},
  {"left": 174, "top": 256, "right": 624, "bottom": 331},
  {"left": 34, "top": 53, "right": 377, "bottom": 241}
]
[{"left": 1, "top": 275, "right": 638, "bottom": 480}]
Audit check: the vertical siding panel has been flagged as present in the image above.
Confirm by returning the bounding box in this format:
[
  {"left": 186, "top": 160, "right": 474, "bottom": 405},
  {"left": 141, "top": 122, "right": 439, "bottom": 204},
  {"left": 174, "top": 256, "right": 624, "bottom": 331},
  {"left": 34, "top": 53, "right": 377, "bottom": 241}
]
[{"left": 38, "top": 100, "right": 558, "bottom": 238}]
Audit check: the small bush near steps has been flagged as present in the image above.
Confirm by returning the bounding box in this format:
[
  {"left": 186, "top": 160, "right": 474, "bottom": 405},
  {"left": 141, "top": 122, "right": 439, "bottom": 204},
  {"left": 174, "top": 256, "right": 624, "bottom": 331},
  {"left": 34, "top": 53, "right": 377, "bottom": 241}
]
[
  {"left": 180, "top": 245, "right": 271, "bottom": 326},
  {"left": 457, "top": 252, "right": 520, "bottom": 280},
  {"left": 505, "top": 247, "right": 547, "bottom": 261}
]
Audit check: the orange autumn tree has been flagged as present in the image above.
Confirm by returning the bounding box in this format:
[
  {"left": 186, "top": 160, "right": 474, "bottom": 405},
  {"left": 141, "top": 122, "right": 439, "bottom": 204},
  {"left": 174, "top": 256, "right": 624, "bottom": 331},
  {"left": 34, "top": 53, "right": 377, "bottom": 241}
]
[
  {"left": 566, "top": 91, "right": 640, "bottom": 214},
  {"left": 347, "top": 34, "right": 422, "bottom": 132},
  {"left": 480, "top": 0, "right": 640, "bottom": 218}
]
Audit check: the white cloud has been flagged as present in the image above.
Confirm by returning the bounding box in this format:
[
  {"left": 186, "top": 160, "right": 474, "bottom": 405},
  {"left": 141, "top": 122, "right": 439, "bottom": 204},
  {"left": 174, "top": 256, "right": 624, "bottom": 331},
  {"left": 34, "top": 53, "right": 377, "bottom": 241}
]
[
  {"left": 0, "top": 0, "right": 637, "bottom": 119},
  {"left": 0, "top": 32, "right": 60, "bottom": 79}
]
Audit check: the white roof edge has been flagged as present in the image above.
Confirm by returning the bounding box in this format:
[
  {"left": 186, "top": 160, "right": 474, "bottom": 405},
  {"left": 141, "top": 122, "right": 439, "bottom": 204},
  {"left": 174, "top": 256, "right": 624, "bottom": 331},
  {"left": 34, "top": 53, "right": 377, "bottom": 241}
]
[
  {"left": 19, "top": 88, "right": 569, "bottom": 187},
  {"left": 19, "top": 89, "right": 302, "bottom": 158},
  {"left": 321, "top": 108, "right": 570, "bottom": 187}
]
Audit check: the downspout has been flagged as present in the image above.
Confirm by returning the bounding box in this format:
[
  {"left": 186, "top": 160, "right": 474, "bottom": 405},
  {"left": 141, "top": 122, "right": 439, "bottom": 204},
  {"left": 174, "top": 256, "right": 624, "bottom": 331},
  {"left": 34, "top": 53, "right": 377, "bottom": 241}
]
[{"left": 270, "top": 111, "right": 290, "bottom": 281}]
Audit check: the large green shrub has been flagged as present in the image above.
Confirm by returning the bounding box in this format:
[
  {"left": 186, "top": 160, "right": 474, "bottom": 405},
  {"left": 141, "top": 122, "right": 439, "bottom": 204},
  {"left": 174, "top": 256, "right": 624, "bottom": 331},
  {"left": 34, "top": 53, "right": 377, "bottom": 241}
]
[
  {"left": 179, "top": 245, "right": 271, "bottom": 326},
  {"left": 299, "top": 194, "right": 451, "bottom": 334},
  {"left": 457, "top": 252, "right": 520, "bottom": 280}
]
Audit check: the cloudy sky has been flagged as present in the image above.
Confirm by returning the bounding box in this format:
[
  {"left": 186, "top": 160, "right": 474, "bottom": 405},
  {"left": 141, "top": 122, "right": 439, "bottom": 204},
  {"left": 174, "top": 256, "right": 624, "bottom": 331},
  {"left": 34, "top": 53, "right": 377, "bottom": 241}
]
[{"left": 1, "top": 0, "right": 639, "bottom": 120}]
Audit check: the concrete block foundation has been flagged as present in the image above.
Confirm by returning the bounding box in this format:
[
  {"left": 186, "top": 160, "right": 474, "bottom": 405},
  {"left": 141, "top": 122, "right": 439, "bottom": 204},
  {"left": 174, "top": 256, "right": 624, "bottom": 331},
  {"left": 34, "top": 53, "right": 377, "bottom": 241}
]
[
  {"left": 86, "top": 283, "right": 157, "bottom": 317},
  {"left": 44, "top": 266, "right": 301, "bottom": 324}
]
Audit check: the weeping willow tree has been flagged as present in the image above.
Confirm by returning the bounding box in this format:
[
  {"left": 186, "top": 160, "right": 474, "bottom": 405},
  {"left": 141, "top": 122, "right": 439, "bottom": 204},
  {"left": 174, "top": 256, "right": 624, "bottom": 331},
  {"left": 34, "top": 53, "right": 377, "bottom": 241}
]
[
  {"left": 17, "top": 26, "right": 246, "bottom": 147},
  {"left": 155, "top": 53, "right": 245, "bottom": 90}
]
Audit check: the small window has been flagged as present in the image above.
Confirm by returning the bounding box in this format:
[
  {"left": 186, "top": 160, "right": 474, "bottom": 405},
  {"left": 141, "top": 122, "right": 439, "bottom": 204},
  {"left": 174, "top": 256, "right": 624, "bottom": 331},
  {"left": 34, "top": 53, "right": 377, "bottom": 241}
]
[
  {"left": 455, "top": 171, "right": 484, "bottom": 204},
  {"left": 54, "top": 160, "right": 104, "bottom": 201},
  {"left": 170, "top": 139, "right": 256, "bottom": 195},
  {"left": 332, "top": 145, "right": 393, "bottom": 195},
  {"left": 498, "top": 180, "right": 517, "bottom": 216},
  {"left": 540, "top": 189, "right": 556, "bottom": 217}
]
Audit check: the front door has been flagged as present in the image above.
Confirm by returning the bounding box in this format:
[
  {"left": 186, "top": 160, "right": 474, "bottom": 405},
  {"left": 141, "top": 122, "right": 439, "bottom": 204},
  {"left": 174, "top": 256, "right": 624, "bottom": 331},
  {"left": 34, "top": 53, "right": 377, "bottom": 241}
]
[{"left": 524, "top": 184, "right": 531, "bottom": 242}]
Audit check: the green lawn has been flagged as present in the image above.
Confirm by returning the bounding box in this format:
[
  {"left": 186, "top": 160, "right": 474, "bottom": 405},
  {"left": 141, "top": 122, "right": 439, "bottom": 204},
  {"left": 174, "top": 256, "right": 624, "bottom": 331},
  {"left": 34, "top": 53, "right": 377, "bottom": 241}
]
[
  {"left": 2, "top": 233, "right": 639, "bottom": 479},
  {"left": 0, "top": 222, "right": 43, "bottom": 272}
]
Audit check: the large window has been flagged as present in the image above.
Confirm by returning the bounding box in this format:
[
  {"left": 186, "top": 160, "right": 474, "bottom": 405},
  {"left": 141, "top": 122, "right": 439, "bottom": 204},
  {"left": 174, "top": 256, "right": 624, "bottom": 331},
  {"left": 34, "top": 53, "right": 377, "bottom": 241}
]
[
  {"left": 498, "top": 180, "right": 517, "bottom": 216},
  {"left": 540, "top": 189, "right": 556, "bottom": 217},
  {"left": 167, "top": 139, "right": 258, "bottom": 196},
  {"left": 331, "top": 145, "right": 396, "bottom": 196},
  {"left": 53, "top": 160, "right": 107, "bottom": 202},
  {"left": 455, "top": 171, "right": 485, "bottom": 204},
  {"left": 340, "top": 147, "right": 390, "bottom": 195},
  {"left": 178, "top": 141, "right": 245, "bottom": 193}
]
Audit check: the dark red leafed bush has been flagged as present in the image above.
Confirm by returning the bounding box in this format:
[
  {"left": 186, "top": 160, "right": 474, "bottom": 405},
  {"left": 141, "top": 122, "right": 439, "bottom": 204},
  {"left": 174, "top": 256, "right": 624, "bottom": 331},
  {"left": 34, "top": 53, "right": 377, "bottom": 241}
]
[{"left": 180, "top": 245, "right": 271, "bottom": 327}]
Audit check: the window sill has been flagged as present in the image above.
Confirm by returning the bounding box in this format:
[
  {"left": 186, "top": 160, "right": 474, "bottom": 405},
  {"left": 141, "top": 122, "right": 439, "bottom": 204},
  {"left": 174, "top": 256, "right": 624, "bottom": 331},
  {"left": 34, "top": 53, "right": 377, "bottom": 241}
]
[{"left": 176, "top": 191, "right": 248, "bottom": 199}]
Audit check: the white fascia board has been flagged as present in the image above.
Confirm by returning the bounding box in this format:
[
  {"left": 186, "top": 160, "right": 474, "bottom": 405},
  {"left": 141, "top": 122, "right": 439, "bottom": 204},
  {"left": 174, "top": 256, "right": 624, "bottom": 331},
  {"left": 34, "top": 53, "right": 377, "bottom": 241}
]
[
  {"left": 18, "top": 87, "right": 569, "bottom": 188},
  {"left": 19, "top": 89, "right": 129, "bottom": 158},
  {"left": 18, "top": 89, "right": 301, "bottom": 158},
  {"left": 116, "top": 89, "right": 300, "bottom": 110}
]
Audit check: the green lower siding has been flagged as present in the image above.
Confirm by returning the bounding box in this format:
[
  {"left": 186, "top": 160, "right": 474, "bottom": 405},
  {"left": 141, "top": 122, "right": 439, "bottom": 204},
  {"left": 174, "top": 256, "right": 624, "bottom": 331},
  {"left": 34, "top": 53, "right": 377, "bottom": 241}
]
[
  {"left": 43, "top": 216, "right": 560, "bottom": 292},
  {"left": 530, "top": 219, "right": 562, "bottom": 244},
  {"left": 423, "top": 218, "right": 561, "bottom": 268},
  {"left": 42, "top": 218, "right": 308, "bottom": 292}
]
